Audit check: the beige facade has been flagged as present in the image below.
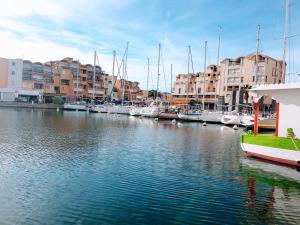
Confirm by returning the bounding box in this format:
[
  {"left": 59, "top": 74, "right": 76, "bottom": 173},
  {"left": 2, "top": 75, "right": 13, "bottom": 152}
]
[
  {"left": 219, "top": 53, "right": 283, "bottom": 107},
  {"left": 0, "top": 57, "right": 9, "bottom": 88},
  {"left": 172, "top": 53, "right": 283, "bottom": 109},
  {"left": 0, "top": 56, "right": 143, "bottom": 102},
  {"left": 172, "top": 64, "right": 220, "bottom": 106},
  {"left": 114, "top": 79, "right": 142, "bottom": 101}
]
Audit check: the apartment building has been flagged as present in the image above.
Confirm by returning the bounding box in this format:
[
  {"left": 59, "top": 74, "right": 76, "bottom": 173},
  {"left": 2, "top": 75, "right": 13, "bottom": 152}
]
[
  {"left": 219, "top": 53, "right": 283, "bottom": 108},
  {"left": 114, "top": 79, "right": 143, "bottom": 101},
  {"left": 171, "top": 64, "right": 220, "bottom": 108},
  {"left": 0, "top": 56, "right": 143, "bottom": 103},
  {"left": 171, "top": 53, "right": 283, "bottom": 109}
]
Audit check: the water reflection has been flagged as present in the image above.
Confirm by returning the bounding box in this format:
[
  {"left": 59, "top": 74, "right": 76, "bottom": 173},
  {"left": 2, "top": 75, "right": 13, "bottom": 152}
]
[{"left": 242, "top": 158, "right": 300, "bottom": 224}]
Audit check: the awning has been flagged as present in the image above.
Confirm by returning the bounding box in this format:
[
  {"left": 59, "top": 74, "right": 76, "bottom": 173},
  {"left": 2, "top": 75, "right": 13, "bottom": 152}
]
[{"left": 18, "top": 90, "right": 40, "bottom": 96}]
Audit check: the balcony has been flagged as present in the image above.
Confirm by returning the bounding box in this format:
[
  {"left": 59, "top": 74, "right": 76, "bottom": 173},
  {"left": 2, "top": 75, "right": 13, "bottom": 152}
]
[
  {"left": 88, "top": 89, "right": 105, "bottom": 95},
  {"left": 74, "top": 87, "right": 83, "bottom": 92}
]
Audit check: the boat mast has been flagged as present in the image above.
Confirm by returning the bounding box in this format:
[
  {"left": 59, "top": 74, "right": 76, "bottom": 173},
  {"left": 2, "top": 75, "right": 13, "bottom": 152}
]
[
  {"left": 77, "top": 59, "right": 80, "bottom": 101},
  {"left": 255, "top": 24, "right": 260, "bottom": 84},
  {"left": 125, "top": 42, "right": 129, "bottom": 102},
  {"left": 121, "top": 58, "right": 125, "bottom": 106},
  {"left": 156, "top": 43, "right": 161, "bottom": 100},
  {"left": 186, "top": 45, "right": 190, "bottom": 100},
  {"left": 215, "top": 26, "right": 221, "bottom": 111},
  {"left": 110, "top": 50, "right": 116, "bottom": 101},
  {"left": 121, "top": 42, "right": 129, "bottom": 106},
  {"left": 92, "top": 50, "right": 96, "bottom": 104},
  {"left": 202, "top": 41, "right": 207, "bottom": 110},
  {"left": 282, "top": 0, "right": 289, "bottom": 83},
  {"left": 147, "top": 58, "right": 150, "bottom": 101},
  {"left": 170, "top": 63, "right": 173, "bottom": 101}
]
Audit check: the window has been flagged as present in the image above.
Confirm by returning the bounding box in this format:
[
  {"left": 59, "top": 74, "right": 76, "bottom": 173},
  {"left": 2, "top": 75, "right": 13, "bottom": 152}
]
[
  {"left": 11, "top": 71, "right": 15, "bottom": 75},
  {"left": 256, "top": 76, "right": 265, "bottom": 82},
  {"left": 226, "top": 69, "right": 240, "bottom": 75},
  {"left": 12, "top": 62, "right": 15, "bottom": 66},
  {"left": 34, "top": 83, "right": 43, "bottom": 89},
  {"left": 256, "top": 66, "right": 264, "bottom": 74},
  {"left": 198, "top": 88, "right": 201, "bottom": 94},
  {"left": 61, "top": 79, "right": 70, "bottom": 85},
  {"left": 227, "top": 77, "right": 240, "bottom": 83}
]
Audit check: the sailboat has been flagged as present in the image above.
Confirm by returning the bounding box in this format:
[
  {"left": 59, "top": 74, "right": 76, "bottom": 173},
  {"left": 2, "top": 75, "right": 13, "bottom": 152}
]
[
  {"left": 140, "top": 44, "right": 163, "bottom": 118},
  {"left": 106, "top": 43, "right": 134, "bottom": 115},
  {"left": 221, "top": 111, "right": 241, "bottom": 125},
  {"left": 130, "top": 58, "right": 151, "bottom": 116},
  {"left": 199, "top": 30, "right": 224, "bottom": 123},
  {"left": 90, "top": 51, "right": 116, "bottom": 113},
  {"left": 177, "top": 45, "right": 203, "bottom": 121}
]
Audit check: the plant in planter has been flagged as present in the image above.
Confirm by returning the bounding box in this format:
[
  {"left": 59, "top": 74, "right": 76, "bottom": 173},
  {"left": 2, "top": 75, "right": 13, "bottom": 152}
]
[
  {"left": 287, "top": 128, "right": 295, "bottom": 139},
  {"left": 287, "top": 128, "right": 298, "bottom": 150}
]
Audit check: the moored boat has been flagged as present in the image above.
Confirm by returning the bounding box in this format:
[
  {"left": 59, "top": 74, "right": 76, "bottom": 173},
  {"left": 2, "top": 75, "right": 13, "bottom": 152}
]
[
  {"left": 177, "top": 109, "right": 202, "bottom": 121},
  {"left": 157, "top": 110, "right": 178, "bottom": 119},
  {"left": 63, "top": 102, "right": 88, "bottom": 111},
  {"left": 107, "top": 105, "right": 133, "bottom": 115},
  {"left": 221, "top": 111, "right": 240, "bottom": 125},
  {"left": 200, "top": 110, "right": 223, "bottom": 123},
  {"left": 241, "top": 142, "right": 300, "bottom": 168},
  {"left": 90, "top": 103, "right": 114, "bottom": 113},
  {"left": 129, "top": 107, "right": 143, "bottom": 116}
]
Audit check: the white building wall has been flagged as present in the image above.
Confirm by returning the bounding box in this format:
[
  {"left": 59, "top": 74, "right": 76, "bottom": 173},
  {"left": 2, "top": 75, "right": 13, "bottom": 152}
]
[
  {"left": 278, "top": 90, "right": 300, "bottom": 138},
  {"left": 8, "top": 59, "right": 23, "bottom": 89}
]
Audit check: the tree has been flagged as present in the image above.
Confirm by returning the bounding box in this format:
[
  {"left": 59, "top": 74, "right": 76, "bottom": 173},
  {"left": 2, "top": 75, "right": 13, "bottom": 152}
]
[
  {"left": 148, "top": 90, "right": 161, "bottom": 98},
  {"left": 52, "top": 96, "right": 63, "bottom": 105}
]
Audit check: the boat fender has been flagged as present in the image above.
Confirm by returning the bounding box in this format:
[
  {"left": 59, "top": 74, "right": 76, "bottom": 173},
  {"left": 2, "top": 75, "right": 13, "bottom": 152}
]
[{"left": 202, "top": 122, "right": 207, "bottom": 126}]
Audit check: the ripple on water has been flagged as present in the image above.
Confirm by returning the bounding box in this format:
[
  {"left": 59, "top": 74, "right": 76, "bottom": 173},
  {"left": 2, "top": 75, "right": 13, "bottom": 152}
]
[{"left": 0, "top": 108, "right": 299, "bottom": 225}]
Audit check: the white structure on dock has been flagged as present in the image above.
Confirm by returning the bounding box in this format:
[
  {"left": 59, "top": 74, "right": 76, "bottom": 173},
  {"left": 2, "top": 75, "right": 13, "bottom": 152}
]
[{"left": 250, "top": 83, "right": 300, "bottom": 137}]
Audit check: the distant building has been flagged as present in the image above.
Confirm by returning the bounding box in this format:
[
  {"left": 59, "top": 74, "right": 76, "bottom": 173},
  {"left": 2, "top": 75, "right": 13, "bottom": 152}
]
[
  {"left": 219, "top": 53, "right": 284, "bottom": 110},
  {"left": 0, "top": 56, "right": 142, "bottom": 103},
  {"left": 114, "top": 79, "right": 143, "bottom": 102},
  {"left": 171, "top": 53, "right": 284, "bottom": 110},
  {"left": 171, "top": 64, "right": 220, "bottom": 108}
]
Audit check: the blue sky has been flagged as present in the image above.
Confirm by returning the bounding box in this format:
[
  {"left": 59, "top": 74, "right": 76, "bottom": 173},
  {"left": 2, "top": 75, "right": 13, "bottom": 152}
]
[{"left": 0, "top": 0, "right": 299, "bottom": 90}]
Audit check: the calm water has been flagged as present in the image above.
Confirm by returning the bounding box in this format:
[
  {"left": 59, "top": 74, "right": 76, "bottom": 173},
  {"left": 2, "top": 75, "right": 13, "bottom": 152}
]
[{"left": 0, "top": 108, "right": 300, "bottom": 225}]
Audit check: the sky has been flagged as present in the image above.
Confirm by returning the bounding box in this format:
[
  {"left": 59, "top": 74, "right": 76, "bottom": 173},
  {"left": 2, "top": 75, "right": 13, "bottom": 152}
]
[{"left": 0, "top": 0, "right": 299, "bottom": 91}]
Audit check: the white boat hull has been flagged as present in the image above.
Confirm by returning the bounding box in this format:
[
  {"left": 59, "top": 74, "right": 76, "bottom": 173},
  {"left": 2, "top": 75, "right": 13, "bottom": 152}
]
[
  {"left": 178, "top": 112, "right": 202, "bottom": 121},
  {"left": 221, "top": 114, "right": 240, "bottom": 125},
  {"left": 140, "top": 107, "right": 159, "bottom": 117},
  {"left": 129, "top": 107, "right": 143, "bottom": 116},
  {"left": 90, "top": 105, "right": 112, "bottom": 113},
  {"left": 108, "top": 106, "right": 132, "bottom": 115},
  {"left": 200, "top": 111, "right": 223, "bottom": 123},
  {"left": 63, "top": 103, "right": 88, "bottom": 111}
]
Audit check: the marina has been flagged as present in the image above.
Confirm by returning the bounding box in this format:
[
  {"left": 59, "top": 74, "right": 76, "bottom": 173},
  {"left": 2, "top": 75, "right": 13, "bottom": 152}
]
[{"left": 0, "top": 0, "right": 299, "bottom": 224}]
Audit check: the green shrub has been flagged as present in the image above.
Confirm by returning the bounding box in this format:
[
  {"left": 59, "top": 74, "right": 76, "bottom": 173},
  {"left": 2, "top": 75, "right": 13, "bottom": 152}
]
[
  {"left": 248, "top": 130, "right": 253, "bottom": 135},
  {"left": 287, "top": 128, "right": 295, "bottom": 138},
  {"left": 52, "top": 96, "right": 63, "bottom": 105}
]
